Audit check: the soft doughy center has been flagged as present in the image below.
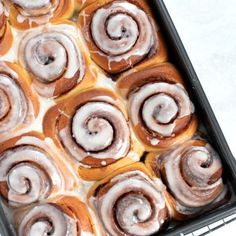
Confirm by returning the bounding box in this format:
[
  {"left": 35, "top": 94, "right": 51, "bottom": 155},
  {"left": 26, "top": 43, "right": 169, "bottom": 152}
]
[
  {"left": 143, "top": 93, "right": 178, "bottom": 125},
  {"left": 90, "top": 1, "right": 153, "bottom": 58},
  {"left": 72, "top": 103, "right": 115, "bottom": 152},
  {"left": 116, "top": 193, "right": 152, "bottom": 229},
  {"left": 29, "top": 39, "right": 67, "bottom": 82}
]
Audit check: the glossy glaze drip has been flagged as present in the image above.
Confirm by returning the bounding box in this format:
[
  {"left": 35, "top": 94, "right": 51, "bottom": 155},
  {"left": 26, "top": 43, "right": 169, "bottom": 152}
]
[
  {"left": 59, "top": 100, "right": 130, "bottom": 164},
  {"left": 0, "top": 145, "right": 62, "bottom": 206},
  {"left": 18, "top": 204, "right": 77, "bottom": 236},
  {"left": 129, "top": 82, "right": 194, "bottom": 137},
  {"left": 0, "top": 63, "right": 28, "bottom": 134},
  {"left": 91, "top": 1, "right": 154, "bottom": 63},
  {"left": 160, "top": 141, "right": 226, "bottom": 215},
  {"left": 13, "top": 0, "right": 59, "bottom": 25},
  {"left": 18, "top": 24, "right": 85, "bottom": 97},
  {"left": 94, "top": 171, "right": 167, "bottom": 236}
]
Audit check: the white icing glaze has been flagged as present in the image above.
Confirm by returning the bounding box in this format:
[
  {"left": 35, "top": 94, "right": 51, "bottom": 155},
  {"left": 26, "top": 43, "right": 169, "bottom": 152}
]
[
  {"left": 129, "top": 82, "right": 194, "bottom": 137},
  {"left": 150, "top": 138, "right": 160, "bottom": 146},
  {"left": 16, "top": 14, "right": 26, "bottom": 23},
  {"left": 101, "top": 161, "right": 107, "bottom": 166},
  {"left": 90, "top": 1, "right": 154, "bottom": 64},
  {"left": 18, "top": 23, "right": 85, "bottom": 97},
  {"left": 59, "top": 100, "right": 130, "bottom": 164},
  {"left": 20, "top": 24, "right": 84, "bottom": 81},
  {"left": 14, "top": 135, "right": 80, "bottom": 193},
  {"left": 94, "top": 170, "right": 166, "bottom": 236},
  {"left": 18, "top": 204, "right": 77, "bottom": 236},
  {"left": 143, "top": 94, "right": 178, "bottom": 124},
  {"left": 95, "top": 72, "right": 116, "bottom": 91},
  {"left": 92, "top": 12, "right": 138, "bottom": 55},
  {"left": 0, "top": 92, "right": 55, "bottom": 143},
  {"left": 13, "top": 0, "right": 59, "bottom": 25},
  {"left": 13, "top": 0, "right": 50, "bottom": 9},
  {"left": 0, "top": 64, "right": 28, "bottom": 134},
  {"left": 0, "top": 145, "right": 62, "bottom": 206},
  {"left": 161, "top": 141, "right": 226, "bottom": 215},
  {"left": 73, "top": 102, "right": 116, "bottom": 153}
]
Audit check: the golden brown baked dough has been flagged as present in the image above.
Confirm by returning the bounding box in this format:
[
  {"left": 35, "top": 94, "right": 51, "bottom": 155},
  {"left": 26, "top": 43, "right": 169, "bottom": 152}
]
[
  {"left": 16, "top": 196, "right": 95, "bottom": 236},
  {"left": 4, "top": 0, "right": 74, "bottom": 30},
  {"left": 145, "top": 138, "right": 229, "bottom": 220},
  {"left": 43, "top": 88, "right": 144, "bottom": 180},
  {"left": 17, "top": 20, "right": 96, "bottom": 98},
  {"left": 78, "top": 0, "right": 167, "bottom": 74},
  {"left": 117, "top": 63, "right": 198, "bottom": 151},
  {"left": 88, "top": 163, "right": 169, "bottom": 236},
  {"left": 0, "top": 132, "right": 78, "bottom": 207},
  {"left": 0, "top": 0, "right": 230, "bottom": 234},
  {"left": 0, "top": 61, "right": 39, "bottom": 141},
  {"left": 0, "top": 2, "right": 13, "bottom": 55}
]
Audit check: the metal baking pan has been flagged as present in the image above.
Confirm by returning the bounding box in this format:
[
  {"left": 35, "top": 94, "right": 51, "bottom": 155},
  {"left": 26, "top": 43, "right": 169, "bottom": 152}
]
[{"left": 0, "top": 1, "right": 236, "bottom": 235}]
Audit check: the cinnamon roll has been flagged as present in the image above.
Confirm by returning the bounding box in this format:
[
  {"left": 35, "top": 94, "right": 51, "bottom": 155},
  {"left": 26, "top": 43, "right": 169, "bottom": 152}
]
[
  {"left": 0, "top": 61, "right": 39, "bottom": 141},
  {"left": 17, "top": 196, "right": 95, "bottom": 236},
  {"left": 0, "top": 132, "right": 77, "bottom": 207},
  {"left": 78, "top": 0, "right": 167, "bottom": 74},
  {"left": 43, "top": 88, "right": 144, "bottom": 180},
  {"left": 4, "top": 0, "right": 74, "bottom": 30},
  {"left": 146, "top": 138, "right": 229, "bottom": 220},
  {"left": 88, "top": 163, "right": 169, "bottom": 236},
  {"left": 117, "top": 63, "right": 198, "bottom": 151},
  {"left": 18, "top": 21, "right": 96, "bottom": 98},
  {"left": 0, "top": 1, "right": 13, "bottom": 55}
]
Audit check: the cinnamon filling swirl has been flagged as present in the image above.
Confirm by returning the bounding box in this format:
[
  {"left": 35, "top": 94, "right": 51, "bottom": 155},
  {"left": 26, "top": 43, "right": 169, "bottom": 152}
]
[
  {"left": 129, "top": 82, "right": 194, "bottom": 139},
  {"left": 81, "top": 0, "right": 159, "bottom": 73},
  {"left": 0, "top": 63, "right": 28, "bottom": 134},
  {"left": 18, "top": 204, "right": 77, "bottom": 236},
  {"left": 18, "top": 23, "right": 85, "bottom": 97},
  {"left": 92, "top": 170, "right": 168, "bottom": 236},
  {"left": 159, "top": 139, "right": 228, "bottom": 216},
  {"left": 12, "top": 0, "right": 59, "bottom": 19},
  {"left": 59, "top": 99, "right": 130, "bottom": 167},
  {"left": 0, "top": 145, "right": 62, "bottom": 206}
]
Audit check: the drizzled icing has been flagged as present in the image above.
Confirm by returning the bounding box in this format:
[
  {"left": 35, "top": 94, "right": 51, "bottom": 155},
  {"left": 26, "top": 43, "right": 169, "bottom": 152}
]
[
  {"left": 0, "top": 62, "right": 28, "bottom": 134},
  {"left": 129, "top": 82, "right": 194, "bottom": 138},
  {"left": 0, "top": 145, "right": 62, "bottom": 206},
  {"left": 71, "top": 102, "right": 129, "bottom": 155},
  {"left": 13, "top": 0, "right": 59, "bottom": 26},
  {"left": 18, "top": 23, "right": 85, "bottom": 97},
  {"left": 92, "top": 170, "right": 167, "bottom": 236},
  {"left": 89, "top": 1, "right": 155, "bottom": 70},
  {"left": 18, "top": 204, "right": 77, "bottom": 236},
  {"left": 13, "top": 0, "right": 51, "bottom": 9},
  {"left": 159, "top": 140, "right": 227, "bottom": 216},
  {"left": 13, "top": 135, "right": 80, "bottom": 194},
  {"left": 59, "top": 98, "right": 130, "bottom": 166}
]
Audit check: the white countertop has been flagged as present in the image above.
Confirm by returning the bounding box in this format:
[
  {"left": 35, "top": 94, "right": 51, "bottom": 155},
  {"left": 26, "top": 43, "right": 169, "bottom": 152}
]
[
  {"left": 164, "top": 0, "right": 236, "bottom": 157},
  {"left": 164, "top": 1, "right": 236, "bottom": 235}
]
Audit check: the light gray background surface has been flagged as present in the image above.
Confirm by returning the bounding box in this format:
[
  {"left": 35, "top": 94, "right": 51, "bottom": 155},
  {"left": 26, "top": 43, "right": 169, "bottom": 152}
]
[
  {"left": 164, "top": 1, "right": 236, "bottom": 235},
  {"left": 164, "top": 0, "right": 236, "bottom": 157}
]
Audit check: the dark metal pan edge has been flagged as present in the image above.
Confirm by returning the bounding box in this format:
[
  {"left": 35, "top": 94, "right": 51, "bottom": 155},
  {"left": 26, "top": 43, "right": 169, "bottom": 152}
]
[{"left": 151, "top": 0, "right": 236, "bottom": 235}]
